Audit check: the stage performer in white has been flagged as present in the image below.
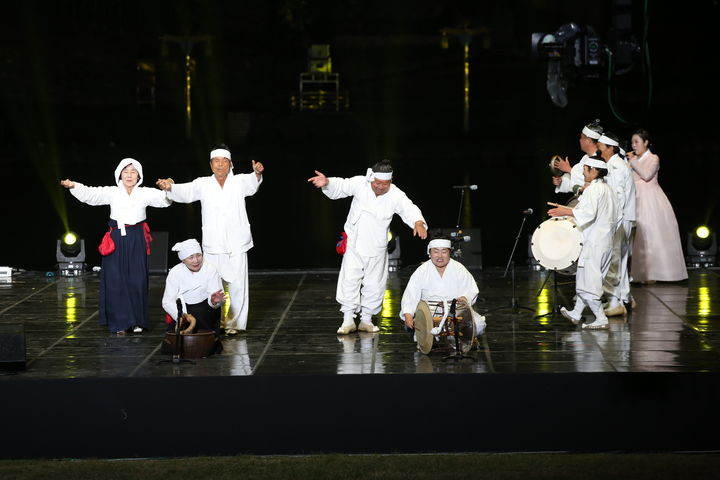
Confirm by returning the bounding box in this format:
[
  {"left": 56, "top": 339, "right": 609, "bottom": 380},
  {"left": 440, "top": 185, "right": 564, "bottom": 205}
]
[
  {"left": 548, "top": 156, "right": 618, "bottom": 329},
  {"left": 307, "top": 159, "right": 428, "bottom": 334},
  {"left": 400, "top": 238, "right": 486, "bottom": 354},
  {"left": 597, "top": 132, "right": 637, "bottom": 316},
  {"left": 551, "top": 120, "right": 604, "bottom": 194},
  {"left": 156, "top": 146, "right": 264, "bottom": 335},
  {"left": 60, "top": 158, "right": 171, "bottom": 334},
  {"left": 162, "top": 238, "right": 225, "bottom": 336}
]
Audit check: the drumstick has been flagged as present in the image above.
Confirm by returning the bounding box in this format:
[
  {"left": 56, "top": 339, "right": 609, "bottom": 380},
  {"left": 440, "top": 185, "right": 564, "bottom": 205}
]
[{"left": 547, "top": 202, "right": 563, "bottom": 208}]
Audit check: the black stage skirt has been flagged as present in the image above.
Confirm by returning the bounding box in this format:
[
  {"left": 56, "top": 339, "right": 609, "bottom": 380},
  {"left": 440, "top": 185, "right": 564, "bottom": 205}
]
[
  {"left": 167, "top": 300, "right": 221, "bottom": 335},
  {"left": 99, "top": 220, "right": 149, "bottom": 332}
]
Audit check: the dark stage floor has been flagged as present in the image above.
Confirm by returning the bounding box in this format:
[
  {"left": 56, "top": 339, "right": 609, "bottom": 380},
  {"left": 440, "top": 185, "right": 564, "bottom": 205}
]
[{"left": 2, "top": 266, "right": 719, "bottom": 378}]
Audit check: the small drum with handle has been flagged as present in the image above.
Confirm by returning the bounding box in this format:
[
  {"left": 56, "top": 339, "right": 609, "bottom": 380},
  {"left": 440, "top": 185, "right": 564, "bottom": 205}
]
[{"left": 530, "top": 216, "right": 583, "bottom": 275}]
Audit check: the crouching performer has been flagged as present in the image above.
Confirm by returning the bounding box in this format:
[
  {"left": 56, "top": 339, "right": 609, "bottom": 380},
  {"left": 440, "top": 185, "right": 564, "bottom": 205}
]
[
  {"left": 162, "top": 239, "right": 226, "bottom": 355},
  {"left": 400, "top": 237, "right": 486, "bottom": 354}
]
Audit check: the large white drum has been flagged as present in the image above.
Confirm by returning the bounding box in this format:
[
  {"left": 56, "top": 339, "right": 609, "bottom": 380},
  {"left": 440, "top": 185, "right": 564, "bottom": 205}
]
[{"left": 531, "top": 217, "right": 583, "bottom": 275}]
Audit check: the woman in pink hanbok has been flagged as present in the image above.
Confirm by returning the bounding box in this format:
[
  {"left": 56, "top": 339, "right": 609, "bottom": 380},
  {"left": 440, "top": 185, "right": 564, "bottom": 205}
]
[{"left": 627, "top": 129, "right": 687, "bottom": 283}]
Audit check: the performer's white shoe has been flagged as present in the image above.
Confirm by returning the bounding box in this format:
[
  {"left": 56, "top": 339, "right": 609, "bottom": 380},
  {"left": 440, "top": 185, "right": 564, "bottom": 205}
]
[
  {"left": 582, "top": 319, "right": 610, "bottom": 330},
  {"left": 337, "top": 322, "right": 357, "bottom": 335},
  {"left": 357, "top": 321, "right": 379, "bottom": 333},
  {"left": 560, "top": 307, "right": 582, "bottom": 325}
]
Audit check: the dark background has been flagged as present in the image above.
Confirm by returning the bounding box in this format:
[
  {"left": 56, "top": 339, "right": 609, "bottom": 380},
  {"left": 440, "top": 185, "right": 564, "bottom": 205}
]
[{"left": 2, "top": 0, "right": 718, "bottom": 272}]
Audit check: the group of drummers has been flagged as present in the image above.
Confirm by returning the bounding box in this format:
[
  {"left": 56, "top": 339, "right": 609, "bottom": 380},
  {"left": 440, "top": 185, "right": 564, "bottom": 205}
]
[{"left": 543, "top": 120, "right": 636, "bottom": 330}]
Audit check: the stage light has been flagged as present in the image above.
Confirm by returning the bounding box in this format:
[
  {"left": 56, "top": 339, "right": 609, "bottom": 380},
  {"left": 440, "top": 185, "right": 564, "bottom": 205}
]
[
  {"left": 388, "top": 231, "right": 401, "bottom": 272},
  {"left": 686, "top": 226, "right": 717, "bottom": 268},
  {"left": 56, "top": 231, "right": 86, "bottom": 276}
]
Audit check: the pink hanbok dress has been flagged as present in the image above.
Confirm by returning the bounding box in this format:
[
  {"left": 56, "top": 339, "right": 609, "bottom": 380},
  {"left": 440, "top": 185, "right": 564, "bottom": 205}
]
[{"left": 629, "top": 150, "right": 687, "bottom": 282}]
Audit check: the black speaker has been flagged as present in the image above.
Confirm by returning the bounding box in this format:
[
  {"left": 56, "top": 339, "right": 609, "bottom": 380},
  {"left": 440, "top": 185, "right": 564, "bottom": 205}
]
[
  {"left": 0, "top": 324, "right": 26, "bottom": 371},
  {"left": 149, "top": 231, "right": 169, "bottom": 275}
]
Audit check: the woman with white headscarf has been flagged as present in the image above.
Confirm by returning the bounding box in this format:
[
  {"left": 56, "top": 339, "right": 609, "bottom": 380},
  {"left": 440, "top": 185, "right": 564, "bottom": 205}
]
[
  {"left": 162, "top": 238, "right": 225, "bottom": 335},
  {"left": 60, "top": 158, "right": 171, "bottom": 334}
]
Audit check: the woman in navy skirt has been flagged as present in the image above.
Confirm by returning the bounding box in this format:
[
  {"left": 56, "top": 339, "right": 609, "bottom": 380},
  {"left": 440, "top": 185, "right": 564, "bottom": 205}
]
[{"left": 61, "top": 158, "right": 171, "bottom": 334}]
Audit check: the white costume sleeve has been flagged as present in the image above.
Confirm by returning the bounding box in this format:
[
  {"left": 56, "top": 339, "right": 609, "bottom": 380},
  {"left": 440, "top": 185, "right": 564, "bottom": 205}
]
[
  {"left": 69, "top": 183, "right": 115, "bottom": 206},
  {"left": 168, "top": 178, "right": 203, "bottom": 204},
  {"left": 555, "top": 172, "right": 573, "bottom": 194},
  {"left": 162, "top": 269, "right": 182, "bottom": 320},
  {"left": 142, "top": 187, "right": 172, "bottom": 209},
  {"left": 394, "top": 190, "right": 427, "bottom": 230},
  {"left": 238, "top": 172, "right": 263, "bottom": 196},
  {"left": 457, "top": 265, "right": 480, "bottom": 305},
  {"left": 572, "top": 182, "right": 600, "bottom": 229},
  {"left": 321, "top": 176, "right": 362, "bottom": 200},
  {"left": 400, "top": 267, "right": 424, "bottom": 318}
]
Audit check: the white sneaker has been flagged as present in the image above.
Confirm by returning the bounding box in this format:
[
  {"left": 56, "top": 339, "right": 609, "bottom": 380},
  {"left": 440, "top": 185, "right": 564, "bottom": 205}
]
[
  {"left": 560, "top": 307, "right": 582, "bottom": 325},
  {"left": 357, "top": 321, "right": 379, "bottom": 333},
  {"left": 582, "top": 319, "right": 609, "bottom": 330},
  {"left": 132, "top": 326, "right": 143, "bottom": 333},
  {"left": 337, "top": 322, "right": 357, "bottom": 335}
]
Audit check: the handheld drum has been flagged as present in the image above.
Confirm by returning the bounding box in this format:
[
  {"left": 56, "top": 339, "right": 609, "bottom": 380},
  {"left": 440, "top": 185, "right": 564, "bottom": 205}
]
[{"left": 530, "top": 216, "right": 582, "bottom": 275}]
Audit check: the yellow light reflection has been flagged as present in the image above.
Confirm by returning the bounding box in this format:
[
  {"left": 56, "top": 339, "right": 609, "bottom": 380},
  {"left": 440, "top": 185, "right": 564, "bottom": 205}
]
[
  {"left": 696, "top": 226, "right": 710, "bottom": 239},
  {"left": 379, "top": 289, "right": 396, "bottom": 328},
  {"left": 65, "top": 294, "right": 77, "bottom": 324},
  {"left": 536, "top": 287, "right": 550, "bottom": 325},
  {"left": 698, "top": 286, "right": 712, "bottom": 318},
  {"left": 221, "top": 282, "right": 231, "bottom": 321}
]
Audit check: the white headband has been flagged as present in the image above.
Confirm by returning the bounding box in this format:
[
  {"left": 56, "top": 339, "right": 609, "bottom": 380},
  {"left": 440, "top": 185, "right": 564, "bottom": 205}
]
[
  {"left": 585, "top": 158, "right": 608, "bottom": 170},
  {"left": 210, "top": 148, "right": 232, "bottom": 160},
  {"left": 598, "top": 135, "right": 619, "bottom": 147},
  {"left": 582, "top": 126, "right": 602, "bottom": 139},
  {"left": 172, "top": 239, "right": 202, "bottom": 261},
  {"left": 619, "top": 147, "right": 626, "bottom": 157},
  {"left": 427, "top": 239, "right": 453, "bottom": 254},
  {"left": 365, "top": 167, "right": 393, "bottom": 182}
]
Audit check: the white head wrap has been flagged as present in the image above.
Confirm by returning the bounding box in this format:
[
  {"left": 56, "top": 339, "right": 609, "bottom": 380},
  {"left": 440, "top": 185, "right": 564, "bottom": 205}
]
[
  {"left": 114, "top": 158, "right": 144, "bottom": 187},
  {"left": 210, "top": 148, "right": 232, "bottom": 160},
  {"left": 582, "top": 126, "right": 602, "bottom": 140},
  {"left": 172, "top": 239, "right": 202, "bottom": 261},
  {"left": 585, "top": 158, "right": 609, "bottom": 170},
  {"left": 365, "top": 168, "right": 393, "bottom": 182},
  {"left": 427, "top": 238, "right": 453, "bottom": 254},
  {"left": 598, "top": 134, "right": 619, "bottom": 147}
]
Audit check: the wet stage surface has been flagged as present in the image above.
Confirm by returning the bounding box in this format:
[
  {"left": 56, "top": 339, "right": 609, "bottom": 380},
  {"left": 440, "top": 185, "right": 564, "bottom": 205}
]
[{"left": 2, "top": 266, "right": 719, "bottom": 379}]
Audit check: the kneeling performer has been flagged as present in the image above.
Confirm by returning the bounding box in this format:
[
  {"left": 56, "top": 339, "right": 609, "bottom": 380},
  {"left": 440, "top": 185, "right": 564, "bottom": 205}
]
[
  {"left": 162, "top": 239, "right": 226, "bottom": 337},
  {"left": 400, "top": 237, "right": 486, "bottom": 354}
]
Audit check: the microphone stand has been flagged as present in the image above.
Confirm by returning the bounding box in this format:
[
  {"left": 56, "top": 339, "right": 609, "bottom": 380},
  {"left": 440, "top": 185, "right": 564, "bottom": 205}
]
[
  {"left": 158, "top": 299, "right": 195, "bottom": 365},
  {"left": 441, "top": 299, "right": 475, "bottom": 362},
  {"left": 484, "top": 212, "right": 535, "bottom": 315}
]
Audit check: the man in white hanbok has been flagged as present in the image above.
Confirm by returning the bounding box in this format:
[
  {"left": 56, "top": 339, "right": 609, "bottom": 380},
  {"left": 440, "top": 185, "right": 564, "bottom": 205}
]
[
  {"left": 598, "top": 132, "right": 637, "bottom": 316},
  {"left": 548, "top": 156, "right": 618, "bottom": 329},
  {"left": 400, "top": 238, "right": 486, "bottom": 354},
  {"left": 156, "top": 147, "right": 264, "bottom": 334},
  {"left": 551, "top": 120, "right": 604, "bottom": 194},
  {"left": 308, "top": 159, "right": 427, "bottom": 334}
]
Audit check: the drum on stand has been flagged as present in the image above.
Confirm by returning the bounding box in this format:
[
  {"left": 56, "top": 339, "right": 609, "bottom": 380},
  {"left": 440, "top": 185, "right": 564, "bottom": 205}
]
[{"left": 530, "top": 216, "right": 582, "bottom": 275}]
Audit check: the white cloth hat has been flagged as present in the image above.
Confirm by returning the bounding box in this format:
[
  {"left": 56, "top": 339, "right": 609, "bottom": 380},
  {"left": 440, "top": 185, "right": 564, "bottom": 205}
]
[
  {"left": 210, "top": 148, "right": 232, "bottom": 160},
  {"left": 582, "top": 126, "right": 602, "bottom": 140},
  {"left": 114, "top": 158, "right": 144, "bottom": 187},
  {"left": 598, "top": 134, "right": 619, "bottom": 147},
  {"left": 585, "top": 158, "right": 608, "bottom": 170},
  {"left": 365, "top": 167, "right": 393, "bottom": 182},
  {"left": 172, "top": 238, "right": 202, "bottom": 260},
  {"left": 427, "top": 238, "right": 453, "bottom": 254}
]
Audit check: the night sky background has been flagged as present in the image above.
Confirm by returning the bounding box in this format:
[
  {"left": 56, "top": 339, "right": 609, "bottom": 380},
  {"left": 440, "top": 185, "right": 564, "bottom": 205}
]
[{"left": 2, "top": 0, "right": 719, "bottom": 272}]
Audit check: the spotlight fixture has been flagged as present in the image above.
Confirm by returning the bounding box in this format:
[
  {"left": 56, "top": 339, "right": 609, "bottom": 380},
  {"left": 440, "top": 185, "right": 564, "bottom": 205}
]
[
  {"left": 686, "top": 226, "right": 717, "bottom": 268},
  {"left": 388, "top": 231, "right": 401, "bottom": 272},
  {"left": 56, "top": 231, "right": 86, "bottom": 276}
]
